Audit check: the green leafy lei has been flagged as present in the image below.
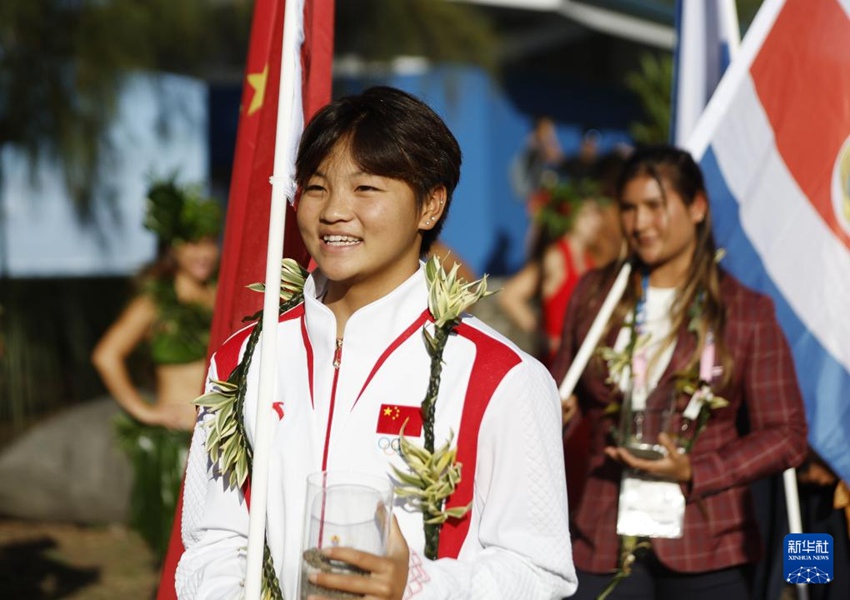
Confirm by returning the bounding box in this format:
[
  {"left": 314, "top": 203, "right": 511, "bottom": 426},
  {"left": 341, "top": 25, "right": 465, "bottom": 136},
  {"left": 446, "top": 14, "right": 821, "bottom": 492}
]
[
  {"left": 193, "top": 256, "right": 493, "bottom": 595},
  {"left": 392, "top": 255, "right": 493, "bottom": 560},
  {"left": 193, "top": 258, "right": 308, "bottom": 600},
  {"left": 594, "top": 277, "right": 728, "bottom": 599}
]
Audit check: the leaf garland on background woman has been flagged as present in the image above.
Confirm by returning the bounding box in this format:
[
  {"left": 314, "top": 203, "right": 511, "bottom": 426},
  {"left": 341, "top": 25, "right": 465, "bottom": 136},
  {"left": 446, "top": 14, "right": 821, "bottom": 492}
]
[{"left": 594, "top": 280, "right": 728, "bottom": 598}]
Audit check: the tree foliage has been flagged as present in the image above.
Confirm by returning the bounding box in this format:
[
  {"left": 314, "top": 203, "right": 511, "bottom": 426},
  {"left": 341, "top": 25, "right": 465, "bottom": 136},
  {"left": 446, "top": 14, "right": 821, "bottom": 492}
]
[
  {"left": 624, "top": 52, "right": 673, "bottom": 145},
  {"left": 335, "top": 0, "right": 497, "bottom": 70},
  {"left": 0, "top": 0, "right": 253, "bottom": 216},
  {"left": 0, "top": 0, "right": 496, "bottom": 217},
  {"left": 623, "top": 0, "right": 765, "bottom": 146}
]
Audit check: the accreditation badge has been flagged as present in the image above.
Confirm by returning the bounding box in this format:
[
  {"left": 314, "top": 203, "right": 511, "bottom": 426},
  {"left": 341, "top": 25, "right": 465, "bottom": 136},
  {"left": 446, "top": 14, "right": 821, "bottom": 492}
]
[{"left": 616, "top": 471, "right": 685, "bottom": 538}]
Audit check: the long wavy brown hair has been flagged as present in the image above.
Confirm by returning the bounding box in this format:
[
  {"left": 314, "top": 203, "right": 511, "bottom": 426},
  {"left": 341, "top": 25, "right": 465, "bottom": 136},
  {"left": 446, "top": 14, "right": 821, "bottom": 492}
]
[{"left": 604, "top": 145, "right": 732, "bottom": 386}]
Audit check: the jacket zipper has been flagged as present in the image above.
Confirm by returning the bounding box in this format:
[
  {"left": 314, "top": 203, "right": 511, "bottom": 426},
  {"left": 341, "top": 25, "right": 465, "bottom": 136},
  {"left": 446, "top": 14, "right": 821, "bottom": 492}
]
[{"left": 321, "top": 338, "right": 343, "bottom": 470}]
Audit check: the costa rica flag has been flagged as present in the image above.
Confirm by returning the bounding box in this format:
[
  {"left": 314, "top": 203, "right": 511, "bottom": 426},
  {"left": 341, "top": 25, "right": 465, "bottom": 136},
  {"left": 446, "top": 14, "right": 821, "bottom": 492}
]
[{"left": 687, "top": 0, "right": 850, "bottom": 482}]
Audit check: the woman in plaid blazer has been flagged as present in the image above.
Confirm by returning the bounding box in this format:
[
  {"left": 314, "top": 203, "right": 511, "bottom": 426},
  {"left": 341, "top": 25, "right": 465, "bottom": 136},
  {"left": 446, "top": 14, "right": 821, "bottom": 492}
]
[{"left": 551, "top": 145, "right": 808, "bottom": 599}]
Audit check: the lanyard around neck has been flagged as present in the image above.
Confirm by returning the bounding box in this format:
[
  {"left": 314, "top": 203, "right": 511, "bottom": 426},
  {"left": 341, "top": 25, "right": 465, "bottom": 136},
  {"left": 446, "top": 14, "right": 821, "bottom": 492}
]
[
  {"left": 629, "top": 273, "right": 651, "bottom": 407},
  {"left": 628, "top": 274, "right": 719, "bottom": 414}
]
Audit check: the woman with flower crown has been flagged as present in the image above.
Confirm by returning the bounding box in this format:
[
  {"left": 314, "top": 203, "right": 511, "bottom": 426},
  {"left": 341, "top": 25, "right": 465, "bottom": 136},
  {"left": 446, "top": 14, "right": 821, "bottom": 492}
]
[
  {"left": 175, "top": 86, "right": 577, "bottom": 600},
  {"left": 551, "top": 145, "right": 808, "bottom": 599},
  {"left": 92, "top": 180, "right": 221, "bottom": 559}
]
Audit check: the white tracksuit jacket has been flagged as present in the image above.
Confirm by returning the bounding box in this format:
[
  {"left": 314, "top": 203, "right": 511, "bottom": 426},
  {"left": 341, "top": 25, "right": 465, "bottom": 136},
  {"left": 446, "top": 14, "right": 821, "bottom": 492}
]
[{"left": 176, "top": 266, "right": 577, "bottom": 599}]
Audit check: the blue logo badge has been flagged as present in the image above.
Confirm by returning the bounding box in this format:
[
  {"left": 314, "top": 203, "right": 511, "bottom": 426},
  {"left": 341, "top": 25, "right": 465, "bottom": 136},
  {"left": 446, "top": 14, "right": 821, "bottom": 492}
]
[{"left": 784, "top": 533, "right": 833, "bottom": 584}]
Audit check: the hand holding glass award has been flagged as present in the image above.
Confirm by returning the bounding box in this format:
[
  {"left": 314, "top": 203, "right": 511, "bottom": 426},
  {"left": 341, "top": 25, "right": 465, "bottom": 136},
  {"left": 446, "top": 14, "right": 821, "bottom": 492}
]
[
  {"left": 616, "top": 386, "right": 678, "bottom": 461},
  {"left": 615, "top": 388, "right": 685, "bottom": 539},
  {"left": 298, "top": 471, "right": 394, "bottom": 599}
]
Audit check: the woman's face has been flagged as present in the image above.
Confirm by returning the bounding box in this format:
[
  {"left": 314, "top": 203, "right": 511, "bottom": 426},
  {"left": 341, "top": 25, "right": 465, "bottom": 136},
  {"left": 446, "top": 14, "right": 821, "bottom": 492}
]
[
  {"left": 173, "top": 237, "right": 219, "bottom": 283},
  {"left": 296, "top": 140, "right": 440, "bottom": 304},
  {"left": 572, "top": 200, "right": 605, "bottom": 245},
  {"left": 619, "top": 174, "right": 706, "bottom": 286}
]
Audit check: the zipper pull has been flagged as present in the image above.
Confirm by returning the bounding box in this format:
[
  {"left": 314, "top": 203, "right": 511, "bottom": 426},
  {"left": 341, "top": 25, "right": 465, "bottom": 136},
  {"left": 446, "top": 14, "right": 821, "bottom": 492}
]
[{"left": 333, "top": 338, "right": 343, "bottom": 369}]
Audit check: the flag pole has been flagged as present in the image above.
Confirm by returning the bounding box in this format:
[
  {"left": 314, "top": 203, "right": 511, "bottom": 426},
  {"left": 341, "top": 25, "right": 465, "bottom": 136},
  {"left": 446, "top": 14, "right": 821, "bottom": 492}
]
[
  {"left": 244, "top": 0, "right": 305, "bottom": 597},
  {"left": 784, "top": 467, "right": 810, "bottom": 600},
  {"left": 559, "top": 262, "right": 632, "bottom": 400}
]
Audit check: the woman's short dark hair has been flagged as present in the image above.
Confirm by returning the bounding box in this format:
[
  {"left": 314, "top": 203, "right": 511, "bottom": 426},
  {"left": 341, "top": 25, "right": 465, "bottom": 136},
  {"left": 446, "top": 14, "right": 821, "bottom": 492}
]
[{"left": 295, "top": 86, "right": 462, "bottom": 254}]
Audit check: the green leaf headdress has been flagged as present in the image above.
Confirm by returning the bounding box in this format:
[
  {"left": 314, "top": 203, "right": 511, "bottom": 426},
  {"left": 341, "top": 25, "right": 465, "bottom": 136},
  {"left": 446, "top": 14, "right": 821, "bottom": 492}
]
[
  {"left": 534, "top": 177, "right": 608, "bottom": 241},
  {"left": 144, "top": 179, "right": 222, "bottom": 244}
]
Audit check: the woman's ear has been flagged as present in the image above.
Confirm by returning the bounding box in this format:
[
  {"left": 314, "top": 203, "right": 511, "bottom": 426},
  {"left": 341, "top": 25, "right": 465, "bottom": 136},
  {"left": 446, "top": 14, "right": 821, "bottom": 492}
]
[
  {"left": 690, "top": 192, "right": 708, "bottom": 224},
  {"left": 419, "top": 186, "right": 447, "bottom": 230}
]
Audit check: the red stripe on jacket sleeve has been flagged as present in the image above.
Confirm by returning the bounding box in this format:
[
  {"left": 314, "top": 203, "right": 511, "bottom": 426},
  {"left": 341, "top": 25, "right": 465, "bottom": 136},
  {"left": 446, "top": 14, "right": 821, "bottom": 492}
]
[{"left": 437, "top": 324, "right": 521, "bottom": 559}]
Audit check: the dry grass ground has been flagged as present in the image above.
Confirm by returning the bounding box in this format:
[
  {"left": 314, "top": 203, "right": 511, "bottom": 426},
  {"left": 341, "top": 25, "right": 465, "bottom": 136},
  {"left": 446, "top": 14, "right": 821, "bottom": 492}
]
[{"left": 0, "top": 518, "right": 159, "bottom": 600}]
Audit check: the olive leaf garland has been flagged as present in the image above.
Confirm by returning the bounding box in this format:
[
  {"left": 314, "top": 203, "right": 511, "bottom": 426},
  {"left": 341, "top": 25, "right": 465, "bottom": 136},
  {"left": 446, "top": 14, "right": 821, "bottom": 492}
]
[
  {"left": 393, "top": 255, "right": 493, "bottom": 560},
  {"left": 391, "top": 423, "right": 470, "bottom": 525},
  {"left": 193, "top": 258, "right": 308, "bottom": 600},
  {"left": 593, "top": 279, "right": 728, "bottom": 598},
  {"left": 194, "top": 258, "right": 308, "bottom": 489},
  {"left": 596, "top": 536, "right": 652, "bottom": 600},
  {"left": 195, "top": 256, "right": 493, "bottom": 583}
]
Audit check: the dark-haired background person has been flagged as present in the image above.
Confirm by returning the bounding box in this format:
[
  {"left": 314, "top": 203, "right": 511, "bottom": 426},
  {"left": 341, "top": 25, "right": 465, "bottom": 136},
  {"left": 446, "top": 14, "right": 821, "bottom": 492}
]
[
  {"left": 510, "top": 115, "right": 566, "bottom": 210},
  {"left": 91, "top": 180, "right": 220, "bottom": 559},
  {"left": 561, "top": 128, "right": 601, "bottom": 182},
  {"left": 552, "top": 145, "right": 807, "bottom": 599},
  {"left": 499, "top": 190, "right": 606, "bottom": 367},
  {"left": 510, "top": 115, "right": 567, "bottom": 257},
  {"left": 794, "top": 450, "right": 850, "bottom": 600},
  {"left": 176, "top": 87, "right": 577, "bottom": 599}
]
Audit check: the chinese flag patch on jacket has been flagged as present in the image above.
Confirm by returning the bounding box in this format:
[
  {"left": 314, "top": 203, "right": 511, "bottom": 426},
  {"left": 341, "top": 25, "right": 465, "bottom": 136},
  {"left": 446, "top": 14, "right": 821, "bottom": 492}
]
[{"left": 376, "top": 404, "right": 423, "bottom": 437}]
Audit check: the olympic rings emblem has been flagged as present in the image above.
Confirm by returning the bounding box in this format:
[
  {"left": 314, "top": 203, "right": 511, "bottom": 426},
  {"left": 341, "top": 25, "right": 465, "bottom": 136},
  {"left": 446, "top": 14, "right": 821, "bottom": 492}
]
[{"left": 377, "top": 436, "right": 401, "bottom": 456}]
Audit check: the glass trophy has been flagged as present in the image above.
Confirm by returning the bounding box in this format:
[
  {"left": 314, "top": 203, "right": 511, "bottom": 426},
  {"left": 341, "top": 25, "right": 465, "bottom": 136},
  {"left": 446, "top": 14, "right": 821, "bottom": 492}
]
[
  {"left": 617, "top": 387, "right": 677, "bottom": 461},
  {"left": 297, "top": 471, "right": 393, "bottom": 599}
]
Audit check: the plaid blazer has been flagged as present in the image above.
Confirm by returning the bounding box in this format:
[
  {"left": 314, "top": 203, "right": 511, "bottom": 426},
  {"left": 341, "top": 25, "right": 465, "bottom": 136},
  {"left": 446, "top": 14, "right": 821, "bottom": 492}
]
[{"left": 551, "top": 267, "right": 808, "bottom": 574}]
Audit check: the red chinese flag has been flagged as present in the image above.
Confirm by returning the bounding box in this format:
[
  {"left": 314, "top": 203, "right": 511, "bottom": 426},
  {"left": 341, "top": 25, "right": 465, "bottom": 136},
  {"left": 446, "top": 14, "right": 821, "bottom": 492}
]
[
  {"left": 211, "top": 0, "right": 334, "bottom": 344},
  {"left": 156, "top": 1, "right": 334, "bottom": 597},
  {"left": 376, "top": 404, "right": 424, "bottom": 437}
]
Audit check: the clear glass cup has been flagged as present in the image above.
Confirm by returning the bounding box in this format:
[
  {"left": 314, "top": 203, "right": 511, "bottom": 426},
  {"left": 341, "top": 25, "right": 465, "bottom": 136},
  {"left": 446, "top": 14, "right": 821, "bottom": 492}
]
[
  {"left": 297, "top": 471, "right": 394, "bottom": 600},
  {"left": 618, "top": 389, "right": 677, "bottom": 461}
]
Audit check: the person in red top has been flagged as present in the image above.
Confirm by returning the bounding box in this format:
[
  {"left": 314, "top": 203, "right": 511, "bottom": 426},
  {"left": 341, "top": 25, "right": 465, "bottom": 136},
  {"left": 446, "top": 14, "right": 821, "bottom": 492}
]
[
  {"left": 499, "top": 194, "right": 607, "bottom": 365},
  {"left": 551, "top": 145, "right": 808, "bottom": 599},
  {"left": 500, "top": 177, "right": 620, "bottom": 511}
]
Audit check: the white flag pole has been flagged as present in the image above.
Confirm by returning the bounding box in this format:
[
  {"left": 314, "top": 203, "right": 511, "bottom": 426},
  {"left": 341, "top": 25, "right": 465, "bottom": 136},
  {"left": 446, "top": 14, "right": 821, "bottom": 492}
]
[
  {"left": 244, "top": 0, "right": 306, "bottom": 597},
  {"left": 559, "top": 262, "right": 632, "bottom": 400},
  {"left": 784, "top": 467, "right": 810, "bottom": 600}
]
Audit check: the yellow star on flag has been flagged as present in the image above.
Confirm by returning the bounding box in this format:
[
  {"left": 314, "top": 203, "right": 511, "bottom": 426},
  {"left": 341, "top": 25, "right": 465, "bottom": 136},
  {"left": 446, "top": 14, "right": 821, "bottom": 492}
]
[
  {"left": 383, "top": 407, "right": 392, "bottom": 416},
  {"left": 246, "top": 65, "right": 268, "bottom": 116}
]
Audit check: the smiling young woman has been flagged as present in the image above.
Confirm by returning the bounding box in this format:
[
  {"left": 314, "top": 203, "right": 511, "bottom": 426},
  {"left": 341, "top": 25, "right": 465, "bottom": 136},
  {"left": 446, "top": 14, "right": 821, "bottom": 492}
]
[
  {"left": 296, "top": 142, "right": 445, "bottom": 334},
  {"left": 552, "top": 145, "right": 807, "bottom": 600},
  {"left": 176, "top": 86, "right": 578, "bottom": 600}
]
